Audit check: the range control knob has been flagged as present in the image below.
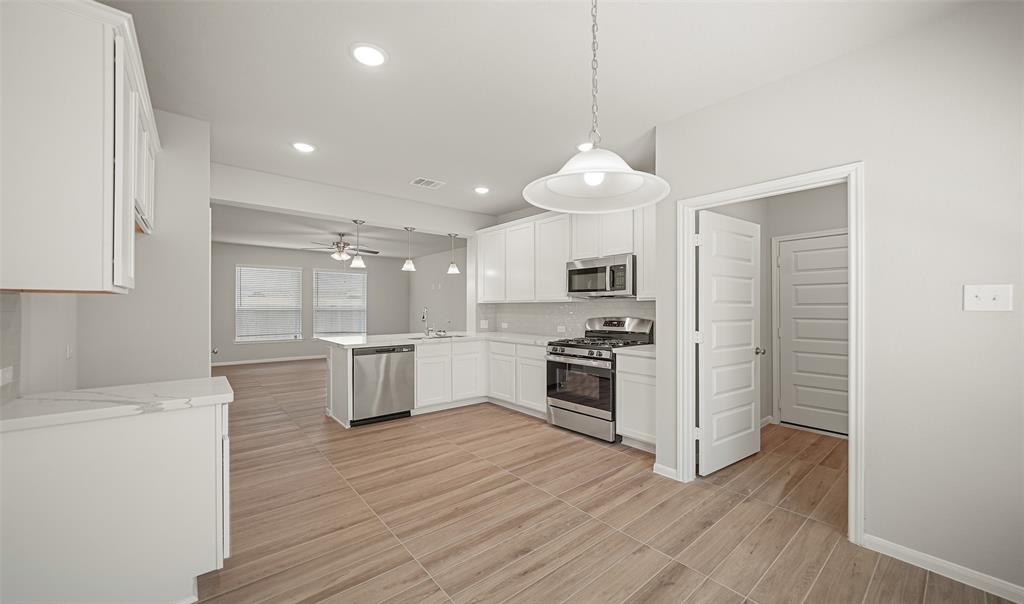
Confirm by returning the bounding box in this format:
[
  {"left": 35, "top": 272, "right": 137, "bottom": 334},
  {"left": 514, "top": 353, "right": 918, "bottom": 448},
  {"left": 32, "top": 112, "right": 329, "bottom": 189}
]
[{"left": 587, "top": 350, "right": 595, "bottom": 356}]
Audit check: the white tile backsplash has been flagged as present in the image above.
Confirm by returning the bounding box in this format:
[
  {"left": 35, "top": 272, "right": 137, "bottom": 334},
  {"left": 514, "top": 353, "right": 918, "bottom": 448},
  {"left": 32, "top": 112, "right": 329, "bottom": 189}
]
[{"left": 478, "top": 299, "right": 655, "bottom": 338}]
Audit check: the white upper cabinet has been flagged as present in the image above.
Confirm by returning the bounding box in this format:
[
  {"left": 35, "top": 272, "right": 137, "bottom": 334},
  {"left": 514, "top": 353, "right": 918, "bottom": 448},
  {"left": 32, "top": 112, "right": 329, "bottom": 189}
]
[
  {"left": 477, "top": 229, "right": 507, "bottom": 302},
  {"left": 534, "top": 214, "right": 572, "bottom": 302},
  {"left": 635, "top": 205, "right": 657, "bottom": 301},
  {"left": 0, "top": 0, "right": 159, "bottom": 293},
  {"left": 571, "top": 211, "right": 634, "bottom": 260},
  {"left": 505, "top": 223, "right": 536, "bottom": 301}
]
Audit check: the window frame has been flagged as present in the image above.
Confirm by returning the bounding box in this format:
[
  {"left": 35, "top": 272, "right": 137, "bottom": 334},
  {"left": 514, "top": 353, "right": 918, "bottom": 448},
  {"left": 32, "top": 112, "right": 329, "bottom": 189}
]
[
  {"left": 312, "top": 268, "right": 368, "bottom": 338},
  {"left": 233, "top": 263, "right": 304, "bottom": 344}
]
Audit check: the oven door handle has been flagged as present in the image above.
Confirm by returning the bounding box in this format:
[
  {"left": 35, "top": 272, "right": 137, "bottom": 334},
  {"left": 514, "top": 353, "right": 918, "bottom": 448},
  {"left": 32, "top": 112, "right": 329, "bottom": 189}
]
[{"left": 546, "top": 354, "right": 613, "bottom": 370}]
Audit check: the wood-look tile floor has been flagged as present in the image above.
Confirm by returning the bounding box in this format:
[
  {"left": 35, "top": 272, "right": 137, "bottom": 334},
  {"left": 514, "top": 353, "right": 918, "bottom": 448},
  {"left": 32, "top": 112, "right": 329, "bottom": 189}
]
[{"left": 200, "top": 360, "right": 1005, "bottom": 604}]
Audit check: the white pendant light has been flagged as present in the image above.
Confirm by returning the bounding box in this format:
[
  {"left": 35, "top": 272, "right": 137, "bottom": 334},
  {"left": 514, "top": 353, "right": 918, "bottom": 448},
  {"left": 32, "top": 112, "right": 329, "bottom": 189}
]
[
  {"left": 349, "top": 220, "right": 367, "bottom": 269},
  {"left": 522, "top": 0, "right": 669, "bottom": 214},
  {"left": 446, "top": 233, "right": 461, "bottom": 275},
  {"left": 401, "top": 227, "right": 416, "bottom": 272}
]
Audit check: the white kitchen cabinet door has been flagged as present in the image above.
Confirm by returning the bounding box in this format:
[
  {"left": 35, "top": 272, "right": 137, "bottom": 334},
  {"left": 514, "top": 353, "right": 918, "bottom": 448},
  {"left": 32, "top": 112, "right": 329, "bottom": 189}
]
[
  {"left": 571, "top": 214, "right": 602, "bottom": 260},
  {"left": 635, "top": 205, "right": 657, "bottom": 300},
  {"left": 600, "top": 210, "right": 635, "bottom": 256},
  {"left": 488, "top": 353, "right": 516, "bottom": 402},
  {"left": 534, "top": 214, "right": 571, "bottom": 301},
  {"left": 478, "top": 229, "right": 507, "bottom": 302},
  {"left": 515, "top": 357, "right": 548, "bottom": 413},
  {"left": 112, "top": 35, "right": 134, "bottom": 290},
  {"left": 506, "top": 223, "right": 536, "bottom": 301},
  {"left": 452, "top": 342, "right": 487, "bottom": 400},
  {"left": 416, "top": 355, "right": 452, "bottom": 407},
  {"left": 616, "top": 372, "right": 657, "bottom": 444}
]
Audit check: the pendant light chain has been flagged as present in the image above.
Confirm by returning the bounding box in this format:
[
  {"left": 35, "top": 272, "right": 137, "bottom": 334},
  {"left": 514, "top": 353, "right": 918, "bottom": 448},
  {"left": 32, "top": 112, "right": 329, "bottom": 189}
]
[{"left": 589, "top": 0, "right": 601, "bottom": 147}]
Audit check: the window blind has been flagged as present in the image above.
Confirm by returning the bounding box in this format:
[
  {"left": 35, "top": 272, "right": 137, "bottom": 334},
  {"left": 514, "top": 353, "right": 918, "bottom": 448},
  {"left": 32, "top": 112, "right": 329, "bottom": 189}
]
[
  {"left": 314, "top": 270, "right": 367, "bottom": 336},
  {"left": 235, "top": 265, "right": 303, "bottom": 342}
]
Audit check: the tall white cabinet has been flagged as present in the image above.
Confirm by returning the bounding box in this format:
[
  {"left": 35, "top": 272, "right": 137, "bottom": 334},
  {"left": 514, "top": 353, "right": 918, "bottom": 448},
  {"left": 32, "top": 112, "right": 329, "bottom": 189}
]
[
  {"left": 1, "top": 0, "right": 159, "bottom": 292},
  {"left": 534, "top": 214, "right": 572, "bottom": 301}
]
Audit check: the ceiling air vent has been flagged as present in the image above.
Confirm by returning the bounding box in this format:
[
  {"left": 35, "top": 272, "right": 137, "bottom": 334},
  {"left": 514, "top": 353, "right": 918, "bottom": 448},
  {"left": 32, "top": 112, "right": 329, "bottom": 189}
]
[{"left": 409, "top": 177, "right": 446, "bottom": 190}]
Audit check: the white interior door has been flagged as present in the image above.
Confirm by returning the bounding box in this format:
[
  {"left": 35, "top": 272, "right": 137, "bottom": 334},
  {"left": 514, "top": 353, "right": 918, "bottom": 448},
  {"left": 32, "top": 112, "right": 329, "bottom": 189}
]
[
  {"left": 777, "top": 233, "right": 849, "bottom": 434},
  {"left": 698, "top": 211, "right": 762, "bottom": 476}
]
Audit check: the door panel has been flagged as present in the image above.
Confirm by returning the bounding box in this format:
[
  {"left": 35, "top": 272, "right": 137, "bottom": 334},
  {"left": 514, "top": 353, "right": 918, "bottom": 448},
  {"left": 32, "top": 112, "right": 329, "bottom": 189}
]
[
  {"left": 778, "top": 234, "right": 849, "bottom": 434},
  {"left": 698, "top": 211, "right": 761, "bottom": 476}
]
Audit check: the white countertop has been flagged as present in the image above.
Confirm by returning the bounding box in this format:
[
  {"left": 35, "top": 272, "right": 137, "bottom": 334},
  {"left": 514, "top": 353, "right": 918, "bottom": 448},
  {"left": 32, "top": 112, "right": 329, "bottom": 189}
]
[
  {"left": 0, "top": 377, "right": 234, "bottom": 433},
  {"left": 317, "top": 331, "right": 557, "bottom": 349},
  {"left": 614, "top": 344, "right": 656, "bottom": 358}
]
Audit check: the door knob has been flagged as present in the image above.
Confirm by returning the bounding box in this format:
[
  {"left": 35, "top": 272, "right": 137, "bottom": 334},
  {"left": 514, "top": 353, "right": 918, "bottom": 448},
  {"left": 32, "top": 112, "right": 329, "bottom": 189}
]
[{"left": 754, "top": 347, "right": 767, "bottom": 356}]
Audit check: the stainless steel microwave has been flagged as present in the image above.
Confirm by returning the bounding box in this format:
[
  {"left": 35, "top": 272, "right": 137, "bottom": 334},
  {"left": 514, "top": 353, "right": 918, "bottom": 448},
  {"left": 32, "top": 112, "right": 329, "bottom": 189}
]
[{"left": 566, "top": 255, "right": 635, "bottom": 298}]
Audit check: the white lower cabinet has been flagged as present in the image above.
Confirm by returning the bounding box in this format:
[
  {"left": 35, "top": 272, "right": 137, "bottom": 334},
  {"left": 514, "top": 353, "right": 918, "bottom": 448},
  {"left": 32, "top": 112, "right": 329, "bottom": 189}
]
[
  {"left": 515, "top": 357, "right": 547, "bottom": 412},
  {"left": 615, "top": 354, "right": 657, "bottom": 445},
  {"left": 452, "top": 341, "right": 487, "bottom": 400},
  {"left": 488, "top": 352, "right": 516, "bottom": 402},
  {"left": 415, "top": 342, "right": 452, "bottom": 407}
]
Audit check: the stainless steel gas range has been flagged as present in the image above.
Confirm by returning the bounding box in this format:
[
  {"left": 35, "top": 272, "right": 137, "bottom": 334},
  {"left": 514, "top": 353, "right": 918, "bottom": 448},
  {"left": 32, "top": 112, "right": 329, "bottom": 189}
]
[{"left": 545, "top": 317, "right": 654, "bottom": 442}]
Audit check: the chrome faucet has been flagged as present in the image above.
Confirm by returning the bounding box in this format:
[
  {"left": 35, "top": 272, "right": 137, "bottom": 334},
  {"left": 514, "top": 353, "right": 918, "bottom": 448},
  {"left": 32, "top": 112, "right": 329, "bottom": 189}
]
[{"left": 421, "top": 307, "right": 433, "bottom": 336}]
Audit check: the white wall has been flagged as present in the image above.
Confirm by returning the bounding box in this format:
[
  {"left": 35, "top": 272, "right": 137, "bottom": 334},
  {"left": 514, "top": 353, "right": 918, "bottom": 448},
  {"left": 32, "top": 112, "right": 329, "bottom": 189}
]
[
  {"left": 77, "top": 111, "right": 212, "bottom": 388},
  {"left": 211, "top": 243, "right": 410, "bottom": 364},
  {"left": 408, "top": 247, "right": 467, "bottom": 332},
  {"left": 654, "top": 3, "right": 1023, "bottom": 589},
  {"left": 19, "top": 294, "right": 78, "bottom": 395},
  {"left": 712, "top": 184, "right": 847, "bottom": 420}
]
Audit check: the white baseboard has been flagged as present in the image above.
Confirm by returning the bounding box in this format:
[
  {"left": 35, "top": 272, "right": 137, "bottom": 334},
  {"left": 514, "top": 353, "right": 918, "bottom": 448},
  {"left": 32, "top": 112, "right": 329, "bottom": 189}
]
[
  {"left": 211, "top": 355, "right": 326, "bottom": 367},
  {"left": 761, "top": 415, "right": 774, "bottom": 426},
  {"left": 487, "top": 398, "right": 548, "bottom": 420},
  {"left": 861, "top": 534, "right": 1024, "bottom": 603},
  {"left": 410, "top": 398, "right": 486, "bottom": 415},
  {"left": 653, "top": 463, "right": 681, "bottom": 481},
  {"left": 620, "top": 436, "right": 655, "bottom": 454}
]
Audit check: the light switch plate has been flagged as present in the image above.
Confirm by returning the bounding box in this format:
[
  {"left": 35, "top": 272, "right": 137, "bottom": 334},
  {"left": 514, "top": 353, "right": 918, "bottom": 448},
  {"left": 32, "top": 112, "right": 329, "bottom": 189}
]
[
  {"left": 0, "top": 366, "right": 13, "bottom": 387},
  {"left": 479, "top": 319, "right": 488, "bottom": 329},
  {"left": 963, "top": 284, "right": 1013, "bottom": 311},
  {"left": 501, "top": 322, "right": 509, "bottom": 329},
  {"left": 556, "top": 325, "right": 566, "bottom": 333}
]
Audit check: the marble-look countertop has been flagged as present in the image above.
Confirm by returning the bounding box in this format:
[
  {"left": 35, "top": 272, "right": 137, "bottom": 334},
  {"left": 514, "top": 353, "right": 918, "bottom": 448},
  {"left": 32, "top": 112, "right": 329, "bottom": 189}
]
[
  {"left": 0, "top": 377, "right": 234, "bottom": 433},
  {"left": 317, "top": 331, "right": 557, "bottom": 349},
  {"left": 613, "top": 344, "right": 656, "bottom": 358}
]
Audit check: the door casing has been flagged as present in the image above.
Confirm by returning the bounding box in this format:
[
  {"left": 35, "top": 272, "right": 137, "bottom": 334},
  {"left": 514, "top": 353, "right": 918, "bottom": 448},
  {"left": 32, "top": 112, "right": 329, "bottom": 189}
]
[{"left": 675, "top": 162, "right": 865, "bottom": 545}]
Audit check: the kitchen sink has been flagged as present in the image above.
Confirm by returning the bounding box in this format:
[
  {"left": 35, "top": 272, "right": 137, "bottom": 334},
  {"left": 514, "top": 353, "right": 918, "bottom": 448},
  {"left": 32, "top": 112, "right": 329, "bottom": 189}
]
[{"left": 408, "top": 335, "right": 467, "bottom": 340}]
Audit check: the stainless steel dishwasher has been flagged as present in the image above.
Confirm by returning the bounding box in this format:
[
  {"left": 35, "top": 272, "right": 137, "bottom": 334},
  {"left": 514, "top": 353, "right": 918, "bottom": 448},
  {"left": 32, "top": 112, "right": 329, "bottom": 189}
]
[{"left": 351, "top": 345, "right": 415, "bottom": 425}]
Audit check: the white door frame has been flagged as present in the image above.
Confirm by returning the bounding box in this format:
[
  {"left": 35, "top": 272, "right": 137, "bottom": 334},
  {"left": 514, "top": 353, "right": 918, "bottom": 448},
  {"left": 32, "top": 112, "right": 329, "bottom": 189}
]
[
  {"left": 771, "top": 228, "right": 849, "bottom": 427},
  {"left": 676, "top": 162, "right": 865, "bottom": 545}
]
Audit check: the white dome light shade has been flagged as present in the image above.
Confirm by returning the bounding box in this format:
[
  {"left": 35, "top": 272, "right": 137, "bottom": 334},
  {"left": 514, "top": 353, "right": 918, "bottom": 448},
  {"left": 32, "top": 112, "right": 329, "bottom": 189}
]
[
  {"left": 349, "top": 254, "right": 366, "bottom": 269},
  {"left": 523, "top": 148, "right": 670, "bottom": 214},
  {"left": 351, "top": 44, "right": 387, "bottom": 66},
  {"left": 401, "top": 258, "right": 416, "bottom": 272}
]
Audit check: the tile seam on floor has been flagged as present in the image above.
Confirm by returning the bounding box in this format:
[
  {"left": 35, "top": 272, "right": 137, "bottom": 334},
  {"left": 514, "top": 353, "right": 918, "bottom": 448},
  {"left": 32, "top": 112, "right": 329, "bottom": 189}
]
[
  {"left": 858, "top": 547, "right": 885, "bottom": 604},
  {"left": 611, "top": 558, "right": 677, "bottom": 604},
  {"left": 742, "top": 516, "right": 811, "bottom": 600},
  {"left": 642, "top": 487, "right": 747, "bottom": 559},
  {"left": 698, "top": 499, "right": 779, "bottom": 581},
  {"left": 296, "top": 414, "right": 457, "bottom": 603},
  {"left": 797, "top": 531, "right": 842, "bottom": 604}
]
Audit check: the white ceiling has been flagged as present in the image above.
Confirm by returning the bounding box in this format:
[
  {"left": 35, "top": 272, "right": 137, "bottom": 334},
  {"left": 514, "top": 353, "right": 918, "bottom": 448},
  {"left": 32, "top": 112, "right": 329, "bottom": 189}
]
[
  {"left": 211, "top": 204, "right": 466, "bottom": 258},
  {"left": 112, "top": 1, "right": 959, "bottom": 216}
]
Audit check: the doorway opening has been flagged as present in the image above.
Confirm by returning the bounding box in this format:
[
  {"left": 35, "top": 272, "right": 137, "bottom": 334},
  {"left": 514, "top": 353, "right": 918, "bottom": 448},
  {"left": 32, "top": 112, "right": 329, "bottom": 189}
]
[{"left": 676, "top": 163, "right": 864, "bottom": 543}]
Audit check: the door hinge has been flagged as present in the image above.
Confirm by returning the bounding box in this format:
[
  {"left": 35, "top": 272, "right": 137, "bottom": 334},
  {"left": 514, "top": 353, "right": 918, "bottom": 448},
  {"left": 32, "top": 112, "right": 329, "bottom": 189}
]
[
  {"left": 693, "top": 331, "right": 704, "bottom": 344},
  {"left": 776, "top": 327, "right": 782, "bottom": 339},
  {"left": 694, "top": 427, "right": 703, "bottom": 440},
  {"left": 694, "top": 234, "right": 704, "bottom": 247}
]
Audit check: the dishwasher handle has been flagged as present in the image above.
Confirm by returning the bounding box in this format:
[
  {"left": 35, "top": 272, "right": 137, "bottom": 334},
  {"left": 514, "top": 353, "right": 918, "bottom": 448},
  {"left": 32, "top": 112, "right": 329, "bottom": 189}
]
[{"left": 353, "top": 345, "right": 415, "bottom": 356}]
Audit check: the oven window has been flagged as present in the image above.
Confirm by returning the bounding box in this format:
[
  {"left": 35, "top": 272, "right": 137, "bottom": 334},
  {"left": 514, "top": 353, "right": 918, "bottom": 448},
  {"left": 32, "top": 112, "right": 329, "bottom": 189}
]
[
  {"left": 568, "top": 266, "right": 606, "bottom": 293},
  {"left": 547, "top": 362, "right": 612, "bottom": 415}
]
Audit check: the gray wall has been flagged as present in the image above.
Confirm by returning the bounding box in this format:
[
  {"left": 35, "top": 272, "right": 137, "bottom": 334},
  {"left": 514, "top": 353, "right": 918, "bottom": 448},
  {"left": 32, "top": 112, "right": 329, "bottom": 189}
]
[
  {"left": 77, "top": 111, "right": 212, "bottom": 388},
  {"left": 0, "top": 293, "right": 21, "bottom": 402},
  {"left": 20, "top": 293, "right": 78, "bottom": 395},
  {"left": 654, "top": 3, "right": 1022, "bottom": 587},
  {"left": 408, "top": 248, "right": 467, "bottom": 333},
  {"left": 211, "top": 243, "right": 410, "bottom": 364},
  {"left": 712, "top": 184, "right": 847, "bottom": 420}
]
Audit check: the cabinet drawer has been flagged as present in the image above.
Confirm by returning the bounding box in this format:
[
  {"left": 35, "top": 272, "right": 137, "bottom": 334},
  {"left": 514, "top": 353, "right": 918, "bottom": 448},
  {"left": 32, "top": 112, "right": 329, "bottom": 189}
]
[
  {"left": 616, "top": 354, "right": 656, "bottom": 376},
  {"left": 515, "top": 344, "right": 546, "bottom": 360},
  {"left": 453, "top": 340, "right": 486, "bottom": 355},
  {"left": 488, "top": 341, "right": 516, "bottom": 356},
  {"left": 415, "top": 342, "right": 452, "bottom": 358}
]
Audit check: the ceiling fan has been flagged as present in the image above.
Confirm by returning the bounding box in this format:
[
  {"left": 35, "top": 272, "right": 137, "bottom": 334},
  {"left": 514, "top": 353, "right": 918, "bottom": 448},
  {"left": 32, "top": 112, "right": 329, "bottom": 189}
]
[{"left": 303, "top": 232, "right": 379, "bottom": 262}]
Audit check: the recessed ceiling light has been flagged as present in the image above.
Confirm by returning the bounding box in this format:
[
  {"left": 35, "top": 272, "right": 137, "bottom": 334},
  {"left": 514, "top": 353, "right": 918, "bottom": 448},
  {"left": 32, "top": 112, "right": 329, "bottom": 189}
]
[
  {"left": 351, "top": 44, "right": 387, "bottom": 67},
  {"left": 474, "top": 186, "right": 490, "bottom": 195},
  {"left": 292, "top": 142, "right": 315, "bottom": 153},
  {"left": 577, "top": 142, "right": 593, "bottom": 152}
]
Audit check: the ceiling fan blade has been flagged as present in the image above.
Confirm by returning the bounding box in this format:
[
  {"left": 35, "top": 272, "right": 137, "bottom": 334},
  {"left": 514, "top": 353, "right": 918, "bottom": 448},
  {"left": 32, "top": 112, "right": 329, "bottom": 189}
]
[
  {"left": 351, "top": 247, "right": 380, "bottom": 255},
  {"left": 301, "top": 247, "right": 334, "bottom": 251},
  {"left": 309, "top": 242, "right": 335, "bottom": 247}
]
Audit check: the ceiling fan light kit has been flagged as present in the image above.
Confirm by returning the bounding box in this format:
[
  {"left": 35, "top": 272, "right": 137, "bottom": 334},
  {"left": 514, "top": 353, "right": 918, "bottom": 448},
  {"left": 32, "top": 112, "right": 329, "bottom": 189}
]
[{"left": 522, "top": 0, "right": 669, "bottom": 214}]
